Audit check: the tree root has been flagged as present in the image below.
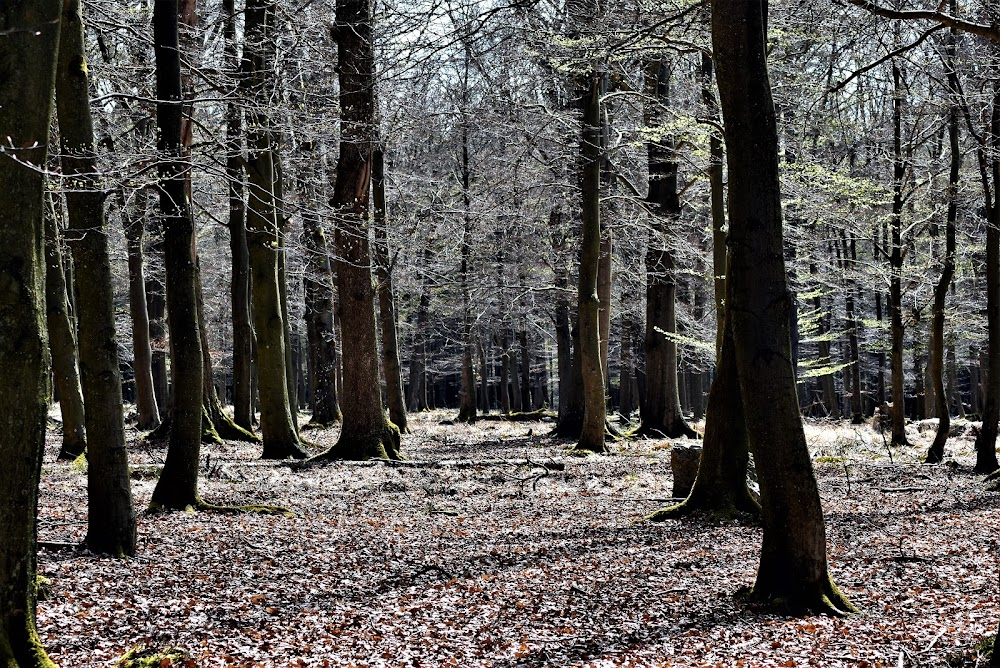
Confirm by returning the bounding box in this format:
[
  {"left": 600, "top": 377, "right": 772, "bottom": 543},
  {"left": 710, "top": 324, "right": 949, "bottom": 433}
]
[
  {"left": 309, "top": 421, "right": 403, "bottom": 462},
  {"left": 645, "top": 494, "right": 760, "bottom": 524},
  {"left": 739, "top": 573, "right": 859, "bottom": 616},
  {"left": 146, "top": 498, "right": 293, "bottom": 518}
]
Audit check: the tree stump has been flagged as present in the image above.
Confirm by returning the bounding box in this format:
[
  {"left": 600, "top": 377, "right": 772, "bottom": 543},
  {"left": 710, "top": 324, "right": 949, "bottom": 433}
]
[{"left": 671, "top": 442, "right": 702, "bottom": 499}]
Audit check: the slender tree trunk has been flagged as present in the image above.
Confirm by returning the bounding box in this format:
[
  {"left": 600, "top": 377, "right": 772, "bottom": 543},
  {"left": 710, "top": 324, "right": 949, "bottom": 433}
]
[
  {"left": 301, "top": 144, "right": 342, "bottom": 426},
  {"left": 407, "top": 262, "right": 430, "bottom": 412},
  {"left": 976, "top": 84, "right": 1000, "bottom": 473},
  {"left": 0, "top": 2, "right": 60, "bottom": 661},
  {"left": 810, "top": 262, "right": 840, "bottom": 419},
  {"left": 224, "top": 0, "right": 254, "bottom": 432},
  {"left": 888, "top": 61, "right": 909, "bottom": 445},
  {"left": 56, "top": 0, "right": 137, "bottom": 554},
  {"left": 316, "top": 0, "right": 401, "bottom": 459},
  {"left": 457, "top": 119, "right": 477, "bottom": 423},
  {"left": 121, "top": 188, "right": 161, "bottom": 431},
  {"left": 713, "top": 0, "right": 854, "bottom": 614},
  {"left": 44, "top": 199, "right": 87, "bottom": 459},
  {"left": 572, "top": 67, "right": 608, "bottom": 454},
  {"left": 478, "top": 335, "right": 490, "bottom": 413},
  {"left": 519, "top": 330, "right": 532, "bottom": 409},
  {"left": 150, "top": 0, "right": 206, "bottom": 510},
  {"left": 372, "top": 147, "right": 408, "bottom": 431},
  {"left": 842, "top": 233, "right": 864, "bottom": 423},
  {"left": 243, "top": 0, "right": 305, "bottom": 459},
  {"left": 619, "top": 318, "right": 635, "bottom": 417}
]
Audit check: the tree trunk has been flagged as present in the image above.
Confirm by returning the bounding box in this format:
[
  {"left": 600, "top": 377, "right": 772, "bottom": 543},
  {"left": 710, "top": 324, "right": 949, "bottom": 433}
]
[
  {"left": 519, "top": 330, "right": 532, "bottom": 409},
  {"left": 976, "top": 83, "right": 1000, "bottom": 473},
  {"left": 224, "top": 0, "right": 254, "bottom": 432},
  {"left": 571, "top": 67, "right": 608, "bottom": 454},
  {"left": 842, "top": 232, "right": 865, "bottom": 423},
  {"left": 407, "top": 269, "right": 430, "bottom": 412},
  {"left": 619, "top": 317, "right": 635, "bottom": 417},
  {"left": 457, "top": 119, "right": 477, "bottom": 423},
  {"left": 373, "top": 147, "right": 408, "bottom": 431},
  {"left": 888, "top": 61, "right": 909, "bottom": 446},
  {"left": 316, "top": 0, "right": 401, "bottom": 460},
  {"left": 150, "top": 0, "right": 205, "bottom": 510},
  {"left": 56, "top": 0, "right": 137, "bottom": 555},
  {"left": 0, "top": 2, "right": 61, "bottom": 661},
  {"left": 301, "top": 145, "right": 342, "bottom": 427},
  {"left": 244, "top": 0, "right": 305, "bottom": 459},
  {"left": 121, "top": 188, "right": 161, "bottom": 431},
  {"left": 478, "top": 335, "right": 490, "bottom": 413},
  {"left": 713, "top": 0, "right": 855, "bottom": 615},
  {"left": 44, "top": 198, "right": 87, "bottom": 460},
  {"left": 640, "top": 59, "right": 695, "bottom": 440}
]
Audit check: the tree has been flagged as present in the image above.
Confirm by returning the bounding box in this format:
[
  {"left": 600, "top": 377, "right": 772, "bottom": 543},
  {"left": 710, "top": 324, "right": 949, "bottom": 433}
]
[
  {"left": 55, "top": 0, "right": 137, "bottom": 555},
  {"left": 149, "top": 0, "right": 208, "bottom": 510},
  {"left": 0, "top": 0, "right": 61, "bottom": 663},
  {"left": 315, "top": 0, "right": 402, "bottom": 460},
  {"left": 713, "top": 0, "right": 856, "bottom": 614}
]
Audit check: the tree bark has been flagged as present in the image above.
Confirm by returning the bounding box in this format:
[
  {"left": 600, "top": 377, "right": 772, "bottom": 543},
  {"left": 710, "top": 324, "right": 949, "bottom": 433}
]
[
  {"left": 121, "top": 188, "right": 161, "bottom": 431},
  {"left": 371, "top": 147, "right": 407, "bottom": 431},
  {"left": 44, "top": 198, "right": 87, "bottom": 460},
  {"left": 243, "top": 0, "right": 306, "bottom": 459},
  {"left": 0, "top": 2, "right": 61, "bottom": 662},
  {"left": 640, "top": 59, "right": 695, "bottom": 440},
  {"left": 571, "top": 67, "right": 608, "bottom": 454},
  {"left": 315, "top": 0, "right": 401, "bottom": 460},
  {"left": 150, "top": 0, "right": 206, "bottom": 510},
  {"left": 55, "top": 0, "right": 137, "bottom": 555},
  {"left": 224, "top": 0, "right": 254, "bottom": 432},
  {"left": 713, "top": 0, "right": 855, "bottom": 615},
  {"left": 888, "top": 61, "right": 909, "bottom": 446}
]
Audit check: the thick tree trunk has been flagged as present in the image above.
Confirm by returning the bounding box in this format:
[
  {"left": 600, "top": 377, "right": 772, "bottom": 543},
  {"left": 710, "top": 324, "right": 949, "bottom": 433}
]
[
  {"left": 0, "top": 3, "right": 61, "bottom": 662},
  {"left": 373, "top": 147, "right": 408, "bottom": 431},
  {"left": 640, "top": 59, "right": 695, "bottom": 440},
  {"left": 121, "top": 189, "right": 161, "bottom": 431},
  {"left": 315, "top": 0, "right": 401, "bottom": 460},
  {"left": 713, "top": 0, "right": 855, "bottom": 615},
  {"left": 571, "top": 68, "right": 608, "bottom": 454},
  {"left": 150, "top": 0, "right": 205, "bottom": 510},
  {"left": 224, "top": 0, "right": 254, "bottom": 432},
  {"left": 56, "top": 0, "right": 137, "bottom": 555},
  {"left": 244, "top": 0, "right": 305, "bottom": 459},
  {"left": 44, "top": 200, "right": 87, "bottom": 460}
]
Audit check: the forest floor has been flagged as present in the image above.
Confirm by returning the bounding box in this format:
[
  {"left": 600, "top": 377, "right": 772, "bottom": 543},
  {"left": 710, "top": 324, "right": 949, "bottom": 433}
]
[{"left": 34, "top": 409, "right": 1000, "bottom": 667}]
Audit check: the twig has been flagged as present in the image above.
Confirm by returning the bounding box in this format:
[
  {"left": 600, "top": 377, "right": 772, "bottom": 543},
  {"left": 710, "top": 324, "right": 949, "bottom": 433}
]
[{"left": 880, "top": 486, "right": 926, "bottom": 493}]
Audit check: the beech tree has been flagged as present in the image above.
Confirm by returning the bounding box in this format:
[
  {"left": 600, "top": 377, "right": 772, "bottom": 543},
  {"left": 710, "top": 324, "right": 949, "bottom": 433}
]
[
  {"left": 714, "top": 0, "right": 855, "bottom": 614},
  {"left": 0, "top": 0, "right": 61, "bottom": 663}
]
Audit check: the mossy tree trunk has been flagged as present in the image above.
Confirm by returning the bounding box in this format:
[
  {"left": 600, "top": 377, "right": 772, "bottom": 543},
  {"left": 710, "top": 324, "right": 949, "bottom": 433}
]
[
  {"left": 301, "top": 141, "right": 342, "bottom": 426},
  {"left": 56, "top": 0, "right": 137, "bottom": 555},
  {"left": 713, "top": 0, "right": 855, "bottom": 615},
  {"left": 640, "top": 59, "right": 696, "bottom": 440},
  {"left": 150, "top": 0, "right": 206, "bottom": 510},
  {"left": 244, "top": 0, "right": 305, "bottom": 459},
  {"left": 571, "top": 66, "right": 608, "bottom": 455},
  {"left": 0, "top": 3, "right": 61, "bottom": 664},
  {"left": 372, "top": 147, "right": 408, "bottom": 431},
  {"left": 224, "top": 0, "right": 254, "bottom": 432},
  {"left": 315, "top": 0, "right": 401, "bottom": 460},
  {"left": 44, "top": 197, "right": 88, "bottom": 460},
  {"left": 927, "top": 28, "right": 960, "bottom": 463},
  {"left": 121, "top": 188, "right": 161, "bottom": 431}
]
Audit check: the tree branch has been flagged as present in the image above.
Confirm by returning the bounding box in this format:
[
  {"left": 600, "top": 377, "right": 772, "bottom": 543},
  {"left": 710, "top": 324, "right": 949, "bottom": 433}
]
[{"left": 845, "top": 0, "right": 1000, "bottom": 43}]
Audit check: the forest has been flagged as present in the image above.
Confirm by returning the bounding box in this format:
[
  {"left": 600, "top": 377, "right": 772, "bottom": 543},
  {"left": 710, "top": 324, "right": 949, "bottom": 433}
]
[{"left": 4, "top": 0, "right": 1000, "bottom": 665}]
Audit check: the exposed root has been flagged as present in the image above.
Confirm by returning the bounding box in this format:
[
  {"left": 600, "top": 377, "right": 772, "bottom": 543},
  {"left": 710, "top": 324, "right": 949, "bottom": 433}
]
[
  {"left": 741, "top": 574, "right": 859, "bottom": 617},
  {"left": 309, "top": 421, "right": 403, "bottom": 462},
  {"left": 146, "top": 499, "right": 293, "bottom": 518}
]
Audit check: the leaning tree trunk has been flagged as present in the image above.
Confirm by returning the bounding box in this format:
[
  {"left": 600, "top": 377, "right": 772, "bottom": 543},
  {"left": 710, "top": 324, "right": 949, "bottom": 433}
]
[
  {"left": 713, "top": 0, "right": 855, "bottom": 615},
  {"left": 44, "top": 199, "right": 88, "bottom": 460},
  {"left": 121, "top": 188, "right": 161, "bottom": 431},
  {"left": 56, "top": 0, "right": 137, "bottom": 555},
  {"left": 571, "top": 67, "right": 608, "bottom": 455},
  {"left": 315, "top": 0, "right": 401, "bottom": 460},
  {"left": 926, "top": 37, "right": 960, "bottom": 464},
  {"left": 150, "top": 0, "right": 206, "bottom": 510},
  {"left": 373, "top": 147, "right": 408, "bottom": 431},
  {"left": 0, "top": 2, "right": 61, "bottom": 662},
  {"left": 244, "top": 0, "right": 305, "bottom": 459}
]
